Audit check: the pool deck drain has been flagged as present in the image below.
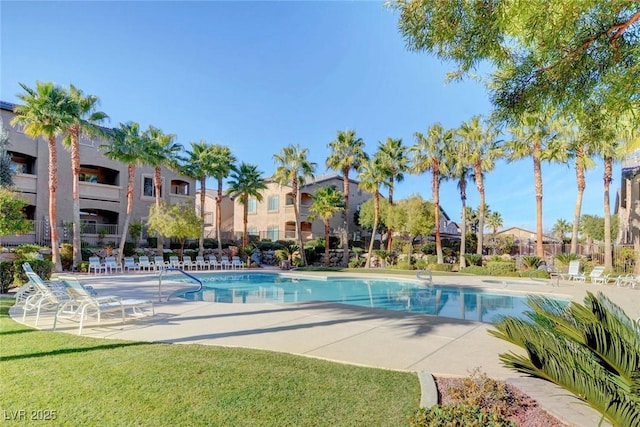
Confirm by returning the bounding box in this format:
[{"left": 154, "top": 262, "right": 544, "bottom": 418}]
[{"left": 11, "top": 270, "right": 635, "bottom": 427}]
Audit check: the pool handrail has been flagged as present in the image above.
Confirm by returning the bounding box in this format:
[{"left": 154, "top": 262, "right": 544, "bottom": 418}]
[
  {"left": 416, "top": 270, "right": 432, "bottom": 284},
  {"left": 157, "top": 267, "right": 203, "bottom": 302}
]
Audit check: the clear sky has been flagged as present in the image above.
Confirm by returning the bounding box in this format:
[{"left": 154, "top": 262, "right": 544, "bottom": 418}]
[{"left": 0, "top": 1, "right": 619, "bottom": 232}]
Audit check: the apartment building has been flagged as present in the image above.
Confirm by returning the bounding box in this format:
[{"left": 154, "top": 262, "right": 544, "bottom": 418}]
[
  {"left": 1, "top": 100, "right": 195, "bottom": 246},
  {"left": 232, "top": 174, "right": 372, "bottom": 242},
  {"left": 195, "top": 189, "right": 235, "bottom": 240},
  {"left": 617, "top": 150, "right": 640, "bottom": 246}
]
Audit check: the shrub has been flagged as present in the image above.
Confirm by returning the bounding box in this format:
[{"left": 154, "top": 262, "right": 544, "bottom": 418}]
[
  {"left": 420, "top": 242, "right": 436, "bottom": 255},
  {"left": 123, "top": 241, "right": 136, "bottom": 256},
  {"left": 60, "top": 243, "right": 74, "bottom": 271},
  {"left": 464, "top": 254, "right": 483, "bottom": 266},
  {"left": 0, "top": 261, "right": 15, "bottom": 293},
  {"left": 13, "top": 244, "right": 43, "bottom": 259},
  {"left": 348, "top": 258, "right": 365, "bottom": 268},
  {"left": 393, "top": 260, "right": 415, "bottom": 270},
  {"left": 460, "top": 266, "right": 489, "bottom": 275},
  {"left": 486, "top": 261, "right": 516, "bottom": 276},
  {"left": 409, "top": 404, "right": 514, "bottom": 427},
  {"left": 414, "top": 258, "right": 429, "bottom": 270},
  {"left": 521, "top": 256, "right": 541, "bottom": 270},
  {"left": 76, "top": 261, "right": 89, "bottom": 273},
  {"left": 555, "top": 253, "right": 580, "bottom": 264},
  {"left": 13, "top": 259, "right": 53, "bottom": 285},
  {"left": 428, "top": 263, "right": 454, "bottom": 272}
]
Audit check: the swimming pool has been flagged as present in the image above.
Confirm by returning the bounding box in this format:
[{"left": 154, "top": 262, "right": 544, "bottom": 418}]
[{"left": 175, "top": 272, "right": 558, "bottom": 324}]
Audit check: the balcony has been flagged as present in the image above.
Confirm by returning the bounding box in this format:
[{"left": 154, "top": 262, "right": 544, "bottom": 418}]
[
  {"left": 79, "top": 182, "right": 122, "bottom": 201},
  {"left": 13, "top": 173, "right": 37, "bottom": 193}
]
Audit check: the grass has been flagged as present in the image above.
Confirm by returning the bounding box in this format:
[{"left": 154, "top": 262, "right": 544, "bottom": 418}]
[{"left": 0, "top": 298, "right": 420, "bottom": 426}]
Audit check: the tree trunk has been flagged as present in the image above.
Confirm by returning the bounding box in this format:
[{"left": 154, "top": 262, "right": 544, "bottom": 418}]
[
  {"left": 243, "top": 198, "right": 248, "bottom": 249},
  {"left": 199, "top": 176, "right": 206, "bottom": 256},
  {"left": 48, "top": 137, "right": 62, "bottom": 272},
  {"left": 533, "top": 144, "right": 544, "bottom": 258},
  {"left": 432, "top": 162, "right": 443, "bottom": 264},
  {"left": 70, "top": 127, "right": 82, "bottom": 267},
  {"left": 474, "top": 162, "right": 485, "bottom": 255},
  {"left": 216, "top": 178, "right": 223, "bottom": 255},
  {"left": 365, "top": 192, "right": 379, "bottom": 269},
  {"left": 571, "top": 156, "right": 586, "bottom": 254},
  {"left": 292, "top": 178, "right": 307, "bottom": 266},
  {"left": 603, "top": 157, "right": 613, "bottom": 268},
  {"left": 117, "top": 163, "right": 135, "bottom": 264},
  {"left": 324, "top": 219, "right": 331, "bottom": 267},
  {"left": 459, "top": 178, "right": 467, "bottom": 269},
  {"left": 342, "top": 168, "right": 350, "bottom": 267},
  {"left": 154, "top": 166, "right": 163, "bottom": 254},
  {"left": 387, "top": 177, "right": 394, "bottom": 251}
]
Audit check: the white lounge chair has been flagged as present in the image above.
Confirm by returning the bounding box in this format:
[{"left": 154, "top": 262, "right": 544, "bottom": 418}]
[
  {"left": 138, "top": 256, "right": 153, "bottom": 271},
  {"left": 588, "top": 266, "right": 609, "bottom": 284},
  {"left": 181, "top": 256, "right": 197, "bottom": 270},
  {"left": 123, "top": 257, "right": 139, "bottom": 272},
  {"left": 559, "top": 260, "right": 584, "bottom": 281},
  {"left": 195, "top": 256, "right": 209, "bottom": 270},
  {"left": 88, "top": 257, "right": 106, "bottom": 275},
  {"left": 231, "top": 256, "right": 244, "bottom": 270},
  {"left": 220, "top": 256, "right": 231, "bottom": 270},
  {"left": 104, "top": 256, "right": 123, "bottom": 274},
  {"left": 21, "top": 270, "right": 75, "bottom": 326},
  {"left": 168, "top": 256, "right": 181, "bottom": 269},
  {"left": 56, "top": 275, "right": 154, "bottom": 335},
  {"left": 153, "top": 256, "right": 167, "bottom": 270},
  {"left": 207, "top": 255, "right": 221, "bottom": 270}
]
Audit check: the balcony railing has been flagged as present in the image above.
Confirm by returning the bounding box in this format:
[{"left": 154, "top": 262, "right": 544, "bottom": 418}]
[{"left": 79, "top": 182, "right": 122, "bottom": 201}]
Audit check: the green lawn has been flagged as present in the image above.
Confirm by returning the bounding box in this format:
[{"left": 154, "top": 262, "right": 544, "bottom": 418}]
[{"left": 0, "top": 298, "right": 419, "bottom": 426}]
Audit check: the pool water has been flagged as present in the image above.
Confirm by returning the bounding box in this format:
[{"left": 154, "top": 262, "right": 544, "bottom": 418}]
[{"left": 177, "top": 272, "right": 557, "bottom": 324}]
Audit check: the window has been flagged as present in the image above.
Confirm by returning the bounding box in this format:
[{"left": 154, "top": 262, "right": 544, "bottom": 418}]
[
  {"left": 267, "top": 226, "right": 279, "bottom": 241},
  {"left": 79, "top": 173, "right": 99, "bottom": 183},
  {"left": 285, "top": 193, "right": 294, "bottom": 206},
  {"left": 248, "top": 198, "right": 257, "bottom": 214},
  {"left": 171, "top": 180, "right": 189, "bottom": 195},
  {"left": 247, "top": 227, "right": 258, "bottom": 236},
  {"left": 268, "top": 195, "right": 279, "bottom": 212},
  {"left": 143, "top": 176, "right": 162, "bottom": 198}
]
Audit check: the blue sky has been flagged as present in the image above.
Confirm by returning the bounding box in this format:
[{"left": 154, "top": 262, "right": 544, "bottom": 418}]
[{"left": 0, "top": 1, "right": 618, "bottom": 232}]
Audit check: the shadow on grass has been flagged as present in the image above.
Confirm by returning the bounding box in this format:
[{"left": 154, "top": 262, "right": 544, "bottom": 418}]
[
  {"left": 0, "top": 341, "right": 154, "bottom": 362},
  {"left": 0, "top": 328, "right": 37, "bottom": 336}
]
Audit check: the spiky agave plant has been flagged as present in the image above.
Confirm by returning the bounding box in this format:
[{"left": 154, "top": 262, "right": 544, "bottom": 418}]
[{"left": 490, "top": 292, "right": 640, "bottom": 427}]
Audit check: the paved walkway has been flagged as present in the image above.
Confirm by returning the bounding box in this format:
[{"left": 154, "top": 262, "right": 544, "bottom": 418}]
[{"left": 11, "top": 269, "right": 640, "bottom": 426}]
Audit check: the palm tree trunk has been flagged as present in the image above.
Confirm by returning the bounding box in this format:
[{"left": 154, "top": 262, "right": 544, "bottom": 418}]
[
  {"left": 365, "top": 192, "right": 379, "bottom": 269},
  {"left": 387, "top": 177, "right": 394, "bottom": 251},
  {"left": 342, "top": 168, "right": 350, "bottom": 267},
  {"left": 216, "top": 178, "right": 223, "bottom": 255},
  {"left": 154, "top": 166, "right": 163, "bottom": 254},
  {"left": 474, "top": 162, "right": 485, "bottom": 255},
  {"left": 117, "top": 164, "right": 135, "bottom": 264},
  {"left": 433, "top": 164, "right": 443, "bottom": 264},
  {"left": 533, "top": 146, "right": 544, "bottom": 258},
  {"left": 243, "top": 198, "right": 248, "bottom": 249},
  {"left": 459, "top": 178, "right": 467, "bottom": 269},
  {"left": 571, "top": 158, "right": 586, "bottom": 254},
  {"left": 70, "top": 127, "right": 82, "bottom": 267},
  {"left": 292, "top": 180, "right": 307, "bottom": 266},
  {"left": 48, "top": 137, "right": 62, "bottom": 272},
  {"left": 199, "top": 176, "right": 206, "bottom": 256},
  {"left": 324, "top": 220, "right": 331, "bottom": 267},
  {"left": 603, "top": 157, "right": 613, "bottom": 268}
]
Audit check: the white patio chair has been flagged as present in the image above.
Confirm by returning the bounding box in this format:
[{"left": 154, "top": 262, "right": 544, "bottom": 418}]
[
  {"left": 57, "top": 275, "right": 154, "bottom": 335},
  {"left": 558, "top": 260, "right": 584, "bottom": 281},
  {"left": 181, "top": 255, "right": 197, "bottom": 270},
  {"left": 88, "top": 257, "right": 106, "bottom": 274},
  {"left": 168, "top": 256, "right": 181, "bottom": 269},
  {"left": 153, "top": 256, "right": 167, "bottom": 270},
  {"left": 195, "top": 256, "right": 209, "bottom": 270},
  {"left": 220, "top": 256, "right": 231, "bottom": 270},
  {"left": 588, "top": 266, "right": 609, "bottom": 284},
  {"left": 138, "top": 256, "right": 153, "bottom": 271},
  {"left": 123, "top": 257, "right": 139, "bottom": 272},
  {"left": 231, "top": 256, "right": 244, "bottom": 270},
  {"left": 207, "top": 255, "right": 221, "bottom": 270},
  {"left": 104, "top": 256, "right": 123, "bottom": 274}
]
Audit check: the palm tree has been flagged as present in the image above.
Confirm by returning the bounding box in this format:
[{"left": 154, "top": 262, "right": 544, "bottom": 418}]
[
  {"left": 507, "top": 111, "right": 565, "bottom": 258},
  {"left": 184, "top": 141, "right": 216, "bottom": 256},
  {"left": 485, "top": 211, "right": 503, "bottom": 234},
  {"left": 358, "top": 155, "right": 389, "bottom": 269},
  {"left": 552, "top": 218, "right": 572, "bottom": 241},
  {"left": 459, "top": 116, "right": 503, "bottom": 256},
  {"left": 376, "top": 137, "right": 409, "bottom": 251},
  {"left": 62, "top": 84, "right": 108, "bottom": 266},
  {"left": 447, "top": 129, "right": 473, "bottom": 268},
  {"left": 11, "top": 81, "right": 72, "bottom": 272},
  {"left": 100, "top": 122, "right": 145, "bottom": 263},
  {"left": 209, "top": 145, "right": 237, "bottom": 255},
  {"left": 308, "top": 186, "right": 345, "bottom": 266},
  {"left": 326, "top": 130, "right": 368, "bottom": 266},
  {"left": 411, "top": 124, "right": 453, "bottom": 264},
  {"left": 273, "top": 144, "right": 316, "bottom": 266},
  {"left": 491, "top": 292, "right": 640, "bottom": 426},
  {"left": 142, "top": 126, "right": 181, "bottom": 254},
  {"left": 227, "top": 162, "right": 267, "bottom": 249}
]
